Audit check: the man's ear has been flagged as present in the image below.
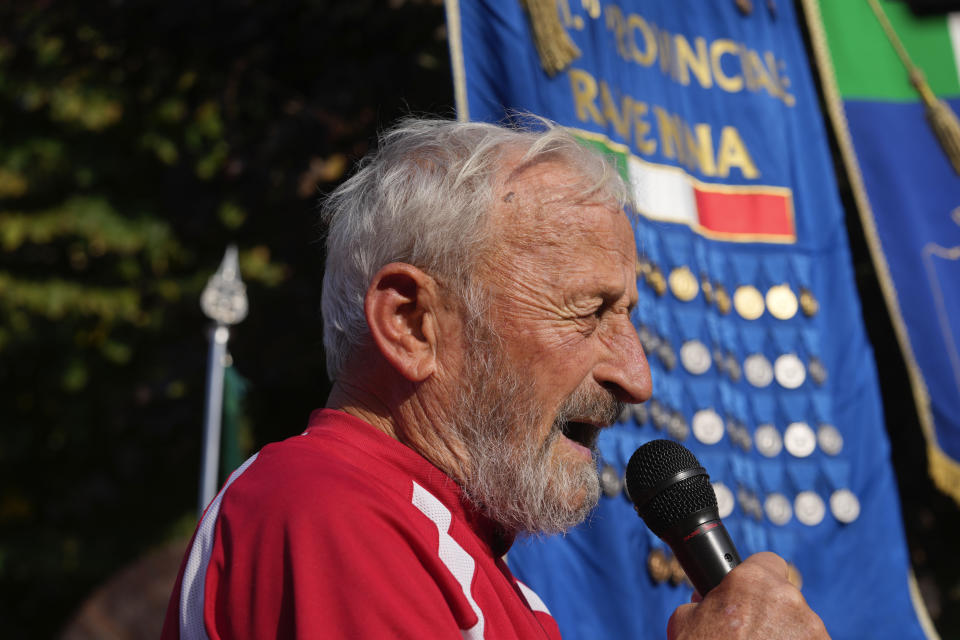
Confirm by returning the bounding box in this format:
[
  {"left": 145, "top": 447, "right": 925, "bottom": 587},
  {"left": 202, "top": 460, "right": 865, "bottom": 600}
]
[{"left": 364, "top": 262, "right": 442, "bottom": 382}]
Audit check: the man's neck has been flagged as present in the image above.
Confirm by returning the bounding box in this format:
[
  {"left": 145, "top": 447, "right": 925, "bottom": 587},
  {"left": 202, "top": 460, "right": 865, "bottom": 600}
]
[
  {"left": 326, "top": 379, "right": 400, "bottom": 440},
  {"left": 326, "top": 374, "right": 471, "bottom": 487}
]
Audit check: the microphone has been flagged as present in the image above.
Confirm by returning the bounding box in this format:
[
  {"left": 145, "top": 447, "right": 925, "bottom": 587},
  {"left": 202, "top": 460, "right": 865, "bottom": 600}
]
[{"left": 625, "top": 439, "right": 741, "bottom": 595}]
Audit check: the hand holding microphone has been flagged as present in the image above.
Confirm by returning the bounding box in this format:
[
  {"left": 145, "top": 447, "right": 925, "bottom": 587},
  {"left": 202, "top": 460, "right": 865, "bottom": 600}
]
[{"left": 627, "top": 439, "right": 831, "bottom": 639}]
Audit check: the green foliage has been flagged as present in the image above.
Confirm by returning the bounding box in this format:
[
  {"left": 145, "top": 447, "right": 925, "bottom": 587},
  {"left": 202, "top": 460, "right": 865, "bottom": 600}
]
[{"left": 0, "top": 0, "right": 452, "bottom": 635}]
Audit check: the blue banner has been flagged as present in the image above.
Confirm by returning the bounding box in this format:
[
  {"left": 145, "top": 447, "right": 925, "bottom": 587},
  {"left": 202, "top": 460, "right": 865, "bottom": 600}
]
[
  {"left": 446, "top": 1, "right": 932, "bottom": 638},
  {"left": 803, "top": 0, "right": 960, "bottom": 516}
]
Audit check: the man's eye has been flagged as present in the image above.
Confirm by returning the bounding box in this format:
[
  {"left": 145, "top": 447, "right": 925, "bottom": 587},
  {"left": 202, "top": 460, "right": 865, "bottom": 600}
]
[{"left": 575, "top": 309, "right": 601, "bottom": 324}]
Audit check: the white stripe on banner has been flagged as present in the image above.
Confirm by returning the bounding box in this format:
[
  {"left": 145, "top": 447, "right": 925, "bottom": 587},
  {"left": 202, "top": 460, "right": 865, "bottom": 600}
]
[
  {"left": 180, "top": 453, "right": 260, "bottom": 640},
  {"left": 411, "top": 481, "right": 485, "bottom": 640},
  {"left": 628, "top": 155, "right": 697, "bottom": 225}
]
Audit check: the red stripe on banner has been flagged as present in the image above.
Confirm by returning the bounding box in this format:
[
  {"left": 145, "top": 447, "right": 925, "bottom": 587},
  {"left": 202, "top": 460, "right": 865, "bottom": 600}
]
[{"left": 694, "top": 188, "right": 794, "bottom": 240}]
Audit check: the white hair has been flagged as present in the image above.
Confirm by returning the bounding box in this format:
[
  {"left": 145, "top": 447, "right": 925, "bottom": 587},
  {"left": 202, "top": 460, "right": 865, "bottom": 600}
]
[{"left": 320, "top": 116, "right": 630, "bottom": 380}]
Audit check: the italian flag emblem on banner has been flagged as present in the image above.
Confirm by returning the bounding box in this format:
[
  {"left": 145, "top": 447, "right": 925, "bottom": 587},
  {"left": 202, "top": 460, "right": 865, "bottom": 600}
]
[{"left": 578, "top": 133, "right": 797, "bottom": 243}]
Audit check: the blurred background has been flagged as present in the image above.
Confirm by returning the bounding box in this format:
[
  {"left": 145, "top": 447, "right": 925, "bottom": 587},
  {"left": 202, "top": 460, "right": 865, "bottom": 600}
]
[{"left": 0, "top": 0, "right": 957, "bottom": 637}]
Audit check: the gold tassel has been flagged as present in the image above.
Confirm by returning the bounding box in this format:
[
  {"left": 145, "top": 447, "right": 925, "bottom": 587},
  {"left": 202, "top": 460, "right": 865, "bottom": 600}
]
[
  {"left": 868, "top": 0, "right": 960, "bottom": 176},
  {"left": 911, "top": 69, "right": 960, "bottom": 176},
  {"left": 520, "top": 0, "right": 580, "bottom": 77}
]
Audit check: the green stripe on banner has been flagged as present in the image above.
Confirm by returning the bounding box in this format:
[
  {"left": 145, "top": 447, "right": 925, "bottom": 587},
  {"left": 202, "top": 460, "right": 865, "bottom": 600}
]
[
  {"left": 575, "top": 134, "right": 630, "bottom": 184},
  {"left": 819, "top": 0, "right": 959, "bottom": 100}
]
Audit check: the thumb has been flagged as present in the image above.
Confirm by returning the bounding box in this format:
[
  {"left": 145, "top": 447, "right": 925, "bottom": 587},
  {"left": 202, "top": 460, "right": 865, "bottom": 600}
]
[{"left": 667, "top": 602, "right": 698, "bottom": 640}]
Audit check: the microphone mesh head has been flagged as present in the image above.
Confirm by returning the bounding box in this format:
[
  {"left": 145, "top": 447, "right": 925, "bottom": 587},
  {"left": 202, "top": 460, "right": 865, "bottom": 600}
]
[
  {"left": 625, "top": 439, "right": 700, "bottom": 491},
  {"left": 626, "top": 439, "right": 718, "bottom": 537}
]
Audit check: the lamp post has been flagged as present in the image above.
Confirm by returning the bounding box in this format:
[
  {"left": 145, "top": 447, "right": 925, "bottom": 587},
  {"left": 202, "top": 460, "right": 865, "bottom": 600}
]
[{"left": 198, "top": 245, "right": 248, "bottom": 516}]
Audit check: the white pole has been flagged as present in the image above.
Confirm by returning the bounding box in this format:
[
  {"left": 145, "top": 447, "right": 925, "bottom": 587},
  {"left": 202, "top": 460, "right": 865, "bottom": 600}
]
[
  {"left": 198, "top": 324, "right": 230, "bottom": 515},
  {"left": 197, "top": 245, "right": 248, "bottom": 518}
]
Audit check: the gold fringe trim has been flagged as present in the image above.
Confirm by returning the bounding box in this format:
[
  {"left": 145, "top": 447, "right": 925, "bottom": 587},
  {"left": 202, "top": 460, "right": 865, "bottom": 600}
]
[
  {"left": 520, "top": 0, "right": 580, "bottom": 76},
  {"left": 444, "top": 0, "right": 470, "bottom": 121},
  {"left": 929, "top": 441, "right": 960, "bottom": 505}
]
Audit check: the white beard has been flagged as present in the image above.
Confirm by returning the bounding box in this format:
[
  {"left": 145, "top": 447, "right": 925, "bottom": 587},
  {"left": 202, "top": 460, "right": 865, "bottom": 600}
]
[{"left": 448, "top": 318, "right": 621, "bottom": 535}]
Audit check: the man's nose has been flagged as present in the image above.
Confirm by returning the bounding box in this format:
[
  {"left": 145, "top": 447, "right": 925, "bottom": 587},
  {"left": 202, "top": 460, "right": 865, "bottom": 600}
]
[{"left": 594, "top": 316, "right": 652, "bottom": 404}]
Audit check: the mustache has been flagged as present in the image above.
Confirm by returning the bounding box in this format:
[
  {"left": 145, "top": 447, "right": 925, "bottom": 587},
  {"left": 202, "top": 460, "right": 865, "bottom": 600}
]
[
  {"left": 554, "top": 386, "right": 623, "bottom": 428},
  {"left": 550, "top": 386, "right": 624, "bottom": 452}
]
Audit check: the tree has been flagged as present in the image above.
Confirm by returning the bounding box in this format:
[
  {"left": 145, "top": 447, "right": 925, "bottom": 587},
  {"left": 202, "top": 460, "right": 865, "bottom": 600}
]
[{"left": 0, "top": 1, "right": 452, "bottom": 635}]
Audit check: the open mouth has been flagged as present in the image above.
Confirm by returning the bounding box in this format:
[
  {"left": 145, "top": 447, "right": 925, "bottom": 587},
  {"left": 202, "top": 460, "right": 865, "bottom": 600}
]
[{"left": 559, "top": 420, "right": 601, "bottom": 450}]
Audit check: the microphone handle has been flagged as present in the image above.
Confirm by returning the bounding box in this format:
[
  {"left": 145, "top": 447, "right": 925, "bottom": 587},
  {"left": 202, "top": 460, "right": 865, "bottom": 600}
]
[{"left": 667, "top": 519, "right": 741, "bottom": 595}]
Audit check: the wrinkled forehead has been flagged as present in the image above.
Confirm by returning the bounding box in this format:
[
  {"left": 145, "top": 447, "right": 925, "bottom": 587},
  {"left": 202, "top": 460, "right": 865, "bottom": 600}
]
[{"left": 491, "top": 155, "right": 627, "bottom": 248}]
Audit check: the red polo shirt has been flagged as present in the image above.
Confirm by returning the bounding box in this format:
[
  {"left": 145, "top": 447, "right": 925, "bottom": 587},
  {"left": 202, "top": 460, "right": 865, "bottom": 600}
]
[{"left": 161, "top": 409, "right": 562, "bottom": 640}]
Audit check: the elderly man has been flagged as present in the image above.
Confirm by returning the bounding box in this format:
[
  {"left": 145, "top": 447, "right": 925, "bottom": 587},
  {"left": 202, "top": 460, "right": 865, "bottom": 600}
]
[{"left": 162, "top": 118, "right": 828, "bottom": 639}]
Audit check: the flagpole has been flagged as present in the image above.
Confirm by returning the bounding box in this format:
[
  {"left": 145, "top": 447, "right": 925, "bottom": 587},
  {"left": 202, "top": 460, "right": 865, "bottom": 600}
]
[
  {"left": 199, "top": 323, "right": 230, "bottom": 515},
  {"left": 198, "top": 245, "right": 248, "bottom": 517}
]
